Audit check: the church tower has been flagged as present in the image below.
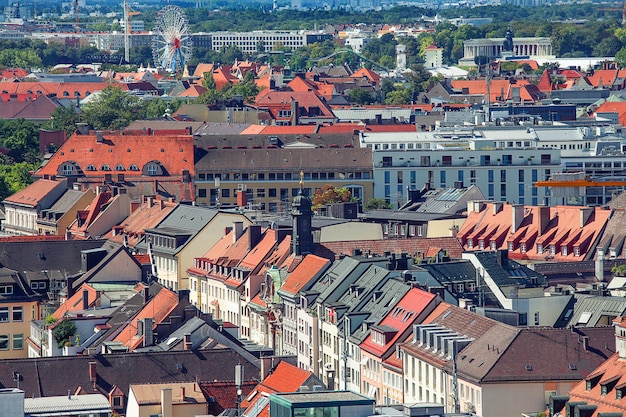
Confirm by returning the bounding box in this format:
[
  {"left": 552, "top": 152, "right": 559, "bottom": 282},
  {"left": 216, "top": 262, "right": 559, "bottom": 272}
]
[{"left": 291, "top": 171, "right": 314, "bottom": 256}]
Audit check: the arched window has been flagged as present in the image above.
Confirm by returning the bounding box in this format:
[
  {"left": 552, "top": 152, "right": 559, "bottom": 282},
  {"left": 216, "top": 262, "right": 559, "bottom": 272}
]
[
  {"left": 114, "top": 164, "right": 125, "bottom": 171},
  {"left": 128, "top": 164, "right": 139, "bottom": 171},
  {"left": 100, "top": 164, "right": 111, "bottom": 171},
  {"left": 63, "top": 91, "right": 69, "bottom": 97},
  {"left": 86, "top": 165, "right": 97, "bottom": 171},
  {"left": 60, "top": 163, "right": 74, "bottom": 176},
  {"left": 147, "top": 164, "right": 158, "bottom": 176}
]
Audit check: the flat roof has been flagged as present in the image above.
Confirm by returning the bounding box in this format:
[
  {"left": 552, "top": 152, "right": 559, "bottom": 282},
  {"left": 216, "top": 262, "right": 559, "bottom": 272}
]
[{"left": 270, "top": 391, "right": 375, "bottom": 406}]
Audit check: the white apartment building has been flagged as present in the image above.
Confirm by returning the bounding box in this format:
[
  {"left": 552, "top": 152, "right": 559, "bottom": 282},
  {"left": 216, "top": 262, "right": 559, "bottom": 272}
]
[{"left": 207, "top": 31, "right": 332, "bottom": 54}]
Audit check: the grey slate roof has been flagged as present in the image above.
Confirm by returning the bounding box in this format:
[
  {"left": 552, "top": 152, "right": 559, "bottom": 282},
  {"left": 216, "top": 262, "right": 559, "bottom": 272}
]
[
  {"left": 473, "top": 251, "right": 546, "bottom": 288},
  {"left": 566, "top": 295, "right": 626, "bottom": 327},
  {"left": 0, "top": 348, "right": 260, "bottom": 400},
  {"left": 0, "top": 239, "right": 109, "bottom": 275},
  {"left": 43, "top": 189, "right": 89, "bottom": 215},
  {"left": 195, "top": 148, "right": 372, "bottom": 173}
]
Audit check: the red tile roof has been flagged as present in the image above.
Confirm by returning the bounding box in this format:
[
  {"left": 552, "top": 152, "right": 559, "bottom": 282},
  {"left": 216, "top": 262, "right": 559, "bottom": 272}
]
[
  {"left": 113, "top": 286, "right": 179, "bottom": 351},
  {"left": 3, "top": 179, "right": 64, "bottom": 207},
  {"left": 104, "top": 197, "right": 177, "bottom": 247},
  {"left": 595, "top": 102, "right": 626, "bottom": 126},
  {"left": 450, "top": 78, "right": 540, "bottom": 103},
  {"left": 241, "top": 361, "right": 314, "bottom": 417},
  {"left": 319, "top": 237, "right": 464, "bottom": 260},
  {"left": 35, "top": 131, "right": 195, "bottom": 179},
  {"left": 360, "top": 288, "right": 437, "bottom": 358},
  {"left": 53, "top": 283, "right": 98, "bottom": 318},
  {"left": 458, "top": 202, "right": 611, "bottom": 262},
  {"left": 0, "top": 81, "right": 128, "bottom": 99},
  {"left": 279, "top": 254, "right": 331, "bottom": 296}
]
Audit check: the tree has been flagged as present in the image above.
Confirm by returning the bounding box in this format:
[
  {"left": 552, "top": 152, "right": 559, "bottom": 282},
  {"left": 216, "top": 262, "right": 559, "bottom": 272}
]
[
  {"left": 82, "top": 86, "right": 143, "bottom": 130},
  {"left": 348, "top": 88, "right": 375, "bottom": 105},
  {"left": 385, "top": 88, "right": 412, "bottom": 105},
  {"left": 364, "top": 198, "right": 391, "bottom": 210},
  {"left": 52, "top": 319, "right": 77, "bottom": 348},
  {"left": 42, "top": 106, "right": 81, "bottom": 138},
  {"left": 312, "top": 185, "right": 352, "bottom": 209}
]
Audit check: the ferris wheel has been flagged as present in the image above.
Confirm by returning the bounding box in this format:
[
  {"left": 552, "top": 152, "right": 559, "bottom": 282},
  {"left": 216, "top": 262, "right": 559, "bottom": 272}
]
[{"left": 152, "top": 5, "right": 193, "bottom": 73}]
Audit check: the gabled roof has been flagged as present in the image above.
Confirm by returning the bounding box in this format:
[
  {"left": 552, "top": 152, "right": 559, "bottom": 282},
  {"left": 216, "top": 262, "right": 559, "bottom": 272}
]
[
  {"left": 458, "top": 202, "right": 611, "bottom": 262},
  {"left": 104, "top": 197, "right": 177, "bottom": 247},
  {"left": 472, "top": 326, "right": 615, "bottom": 384},
  {"left": 241, "top": 361, "right": 320, "bottom": 417},
  {"left": 595, "top": 101, "right": 626, "bottom": 125},
  {"left": 319, "top": 237, "right": 464, "bottom": 260},
  {"left": 278, "top": 255, "right": 331, "bottom": 297},
  {"left": 193, "top": 63, "right": 216, "bottom": 78},
  {"left": 53, "top": 283, "right": 99, "bottom": 318},
  {"left": 113, "top": 287, "right": 180, "bottom": 351},
  {"left": 360, "top": 287, "right": 437, "bottom": 357},
  {"left": 0, "top": 349, "right": 259, "bottom": 401},
  {"left": 3, "top": 179, "right": 65, "bottom": 207}
]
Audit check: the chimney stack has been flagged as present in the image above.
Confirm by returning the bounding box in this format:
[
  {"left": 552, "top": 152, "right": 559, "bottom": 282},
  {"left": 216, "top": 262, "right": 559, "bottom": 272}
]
[
  {"left": 161, "top": 388, "right": 173, "bottom": 417},
  {"left": 89, "top": 362, "right": 97, "bottom": 383},
  {"left": 536, "top": 206, "right": 550, "bottom": 237},
  {"left": 596, "top": 249, "right": 605, "bottom": 282},
  {"left": 582, "top": 336, "right": 589, "bottom": 351},
  {"left": 82, "top": 289, "right": 89, "bottom": 310},
  {"left": 511, "top": 204, "right": 524, "bottom": 234}
]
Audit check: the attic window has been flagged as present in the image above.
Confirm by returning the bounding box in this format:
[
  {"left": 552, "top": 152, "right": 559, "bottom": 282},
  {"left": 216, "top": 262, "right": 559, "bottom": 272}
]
[
  {"left": 525, "top": 364, "right": 532, "bottom": 371},
  {"left": 569, "top": 364, "right": 577, "bottom": 370},
  {"left": 114, "top": 164, "right": 125, "bottom": 171},
  {"left": 101, "top": 164, "right": 111, "bottom": 171},
  {"left": 86, "top": 165, "right": 96, "bottom": 171},
  {"left": 128, "top": 164, "right": 139, "bottom": 171},
  {"left": 63, "top": 91, "right": 69, "bottom": 97}
]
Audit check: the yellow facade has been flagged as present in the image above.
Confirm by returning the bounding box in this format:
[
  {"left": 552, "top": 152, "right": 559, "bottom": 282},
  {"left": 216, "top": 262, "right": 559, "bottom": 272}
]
[{"left": 0, "top": 300, "right": 39, "bottom": 359}]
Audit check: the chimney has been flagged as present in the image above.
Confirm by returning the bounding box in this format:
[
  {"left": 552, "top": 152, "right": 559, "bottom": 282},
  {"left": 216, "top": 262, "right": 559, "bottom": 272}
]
[
  {"left": 161, "top": 388, "right": 173, "bottom": 417},
  {"left": 89, "top": 361, "right": 97, "bottom": 383},
  {"left": 291, "top": 99, "right": 299, "bottom": 126},
  {"left": 96, "top": 131, "right": 103, "bottom": 143},
  {"left": 496, "top": 249, "right": 508, "bottom": 267},
  {"left": 511, "top": 204, "right": 524, "bottom": 234},
  {"left": 233, "top": 222, "right": 244, "bottom": 242},
  {"left": 248, "top": 225, "right": 263, "bottom": 251},
  {"left": 184, "top": 333, "right": 192, "bottom": 351},
  {"left": 143, "top": 286, "right": 150, "bottom": 304},
  {"left": 65, "top": 229, "right": 72, "bottom": 241},
  {"left": 82, "top": 289, "right": 89, "bottom": 310},
  {"left": 596, "top": 248, "right": 605, "bottom": 282},
  {"left": 142, "top": 318, "right": 154, "bottom": 347},
  {"left": 536, "top": 206, "right": 550, "bottom": 237},
  {"left": 582, "top": 336, "right": 589, "bottom": 351},
  {"left": 492, "top": 201, "right": 503, "bottom": 215},
  {"left": 580, "top": 207, "right": 594, "bottom": 227}
]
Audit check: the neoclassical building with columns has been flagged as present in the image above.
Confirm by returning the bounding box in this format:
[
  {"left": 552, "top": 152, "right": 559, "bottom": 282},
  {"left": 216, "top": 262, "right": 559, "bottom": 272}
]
[{"left": 459, "top": 37, "right": 554, "bottom": 66}]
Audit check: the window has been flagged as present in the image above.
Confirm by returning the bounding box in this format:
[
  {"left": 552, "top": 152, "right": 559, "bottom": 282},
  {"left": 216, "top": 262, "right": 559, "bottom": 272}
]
[
  {"left": 86, "top": 164, "right": 96, "bottom": 171},
  {"left": 61, "top": 163, "right": 74, "bottom": 176},
  {"left": 198, "top": 188, "right": 207, "bottom": 198},
  {"left": 0, "top": 285, "right": 13, "bottom": 295},
  {"left": 112, "top": 395, "right": 123, "bottom": 407},
  {"left": 0, "top": 307, "right": 8, "bottom": 322},
  {"left": 12, "top": 333, "right": 23, "bottom": 350},
  {"left": 268, "top": 188, "right": 277, "bottom": 198},
  {"left": 129, "top": 164, "right": 140, "bottom": 171},
  {"left": 0, "top": 335, "right": 8, "bottom": 350},
  {"left": 222, "top": 188, "right": 230, "bottom": 198},
  {"left": 114, "top": 164, "right": 125, "bottom": 171},
  {"left": 146, "top": 163, "right": 159, "bottom": 176},
  {"left": 12, "top": 307, "right": 22, "bottom": 322}
]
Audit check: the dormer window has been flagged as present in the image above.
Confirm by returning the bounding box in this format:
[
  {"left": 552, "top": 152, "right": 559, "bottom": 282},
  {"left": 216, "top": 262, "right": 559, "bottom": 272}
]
[
  {"left": 372, "top": 330, "right": 385, "bottom": 346},
  {"left": 467, "top": 238, "right": 473, "bottom": 248},
  {"left": 86, "top": 165, "right": 97, "bottom": 171},
  {"left": 561, "top": 246, "right": 567, "bottom": 256},
  {"left": 586, "top": 372, "right": 604, "bottom": 391},
  {"left": 114, "top": 164, "right": 125, "bottom": 171},
  {"left": 600, "top": 376, "right": 619, "bottom": 396},
  {"left": 537, "top": 243, "right": 543, "bottom": 254},
  {"left": 60, "top": 163, "right": 75, "bottom": 176},
  {"left": 0, "top": 285, "right": 13, "bottom": 295},
  {"left": 101, "top": 164, "right": 111, "bottom": 171},
  {"left": 326, "top": 307, "right": 336, "bottom": 324},
  {"left": 129, "top": 164, "right": 139, "bottom": 171}
]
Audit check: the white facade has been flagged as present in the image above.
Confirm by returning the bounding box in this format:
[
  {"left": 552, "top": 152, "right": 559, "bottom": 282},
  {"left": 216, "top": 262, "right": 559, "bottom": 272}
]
[
  {"left": 208, "top": 31, "right": 331, "bottom": 54},
  {"left": 460, "top": 37, "right": 553, "bottom": 65},
  {"left": 424, "top": 46, "right": 443, "bottom": 69}
]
